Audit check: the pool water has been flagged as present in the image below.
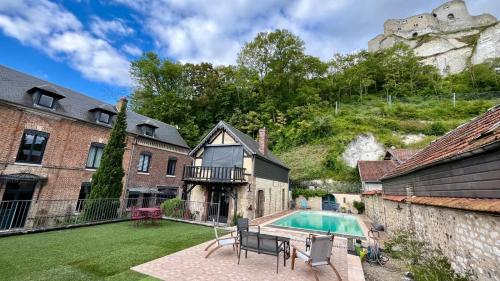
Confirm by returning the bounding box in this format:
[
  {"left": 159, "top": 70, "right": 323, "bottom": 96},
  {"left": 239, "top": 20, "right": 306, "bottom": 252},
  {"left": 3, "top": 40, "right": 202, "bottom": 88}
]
[{"left": 270, "top": 211, "right": 365, "bottom": 238}]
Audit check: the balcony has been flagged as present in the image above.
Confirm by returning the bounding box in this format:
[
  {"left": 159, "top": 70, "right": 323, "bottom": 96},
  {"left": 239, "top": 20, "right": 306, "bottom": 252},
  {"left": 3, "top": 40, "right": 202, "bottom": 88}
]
[{"left": 182, "top": 166, "right": 247, "bottom": 184}]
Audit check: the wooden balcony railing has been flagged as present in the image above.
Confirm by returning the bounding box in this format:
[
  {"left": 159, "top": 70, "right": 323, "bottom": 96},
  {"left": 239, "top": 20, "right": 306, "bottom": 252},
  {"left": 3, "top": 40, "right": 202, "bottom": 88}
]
[{"left": 182, "top": 166, "right": 247, "bottom": 183}]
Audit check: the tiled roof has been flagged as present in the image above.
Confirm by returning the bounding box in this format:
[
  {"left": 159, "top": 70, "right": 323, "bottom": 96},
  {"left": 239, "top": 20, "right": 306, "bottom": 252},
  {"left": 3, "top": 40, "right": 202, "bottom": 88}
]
[
  {"left": 383, "top": 104, "right": 500, "bottom": 179},
  {"left": 361, "top": 190, "right": 382, "bottom": 196},
  {"left": 382, "top": 195, "right": 406, "bottom": 202},
  {"left": 358, "top": 160, "right": 397, "bottom": 182},
  {"left": 385, "top": 148, "right": 421, "bottom": 164},
  {"left": 190, "top": 121, "right": 288, "bottom": 169},
  {"left": 408, "top": 196, "right": 500, "bottom": 214},
  {"left": 0, "top": 65, "right": 189, "bottom": 148}
]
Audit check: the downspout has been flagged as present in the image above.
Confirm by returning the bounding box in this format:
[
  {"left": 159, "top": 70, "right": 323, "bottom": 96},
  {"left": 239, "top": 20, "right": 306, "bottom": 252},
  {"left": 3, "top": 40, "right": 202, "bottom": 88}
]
[{"left": 122, "top": 135, "right": 137, "bottom": 198}]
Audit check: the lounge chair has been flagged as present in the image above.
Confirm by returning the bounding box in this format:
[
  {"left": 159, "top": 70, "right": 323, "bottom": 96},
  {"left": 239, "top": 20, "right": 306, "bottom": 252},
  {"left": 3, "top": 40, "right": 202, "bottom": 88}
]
[
  {"left": 300, "top": 198, "right": 310, "bottom": 209},
  {"left": 204, "top": 220, "right": 238, "bottom": 258},
  {"left": 291, "top": 234, "right": 342, "bottom": 281}
]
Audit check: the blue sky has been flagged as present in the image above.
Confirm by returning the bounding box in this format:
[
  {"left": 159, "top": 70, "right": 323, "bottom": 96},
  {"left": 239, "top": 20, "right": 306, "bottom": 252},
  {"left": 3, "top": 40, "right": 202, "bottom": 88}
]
[{"left": 0, "top": 0, "right": 499, "bottom": 103}]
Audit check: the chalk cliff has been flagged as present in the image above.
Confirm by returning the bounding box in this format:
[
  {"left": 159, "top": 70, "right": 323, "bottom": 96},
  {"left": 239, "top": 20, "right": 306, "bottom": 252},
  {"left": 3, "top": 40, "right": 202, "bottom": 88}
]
[{"left": 369, "top": 0, "right": 499, "bottom": 74}]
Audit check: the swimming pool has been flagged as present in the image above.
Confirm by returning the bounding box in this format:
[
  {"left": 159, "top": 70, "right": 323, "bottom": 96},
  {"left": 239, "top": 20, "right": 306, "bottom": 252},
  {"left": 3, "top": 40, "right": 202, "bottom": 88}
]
[{"left": 270, "top": 211, "right": 365, "bottom": 239}]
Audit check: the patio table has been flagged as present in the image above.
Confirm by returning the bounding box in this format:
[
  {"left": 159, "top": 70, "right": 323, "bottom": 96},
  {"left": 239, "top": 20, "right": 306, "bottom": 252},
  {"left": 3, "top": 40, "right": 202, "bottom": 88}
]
[{"left": 137, "top": 207, "right": 162, "bottom": 223}]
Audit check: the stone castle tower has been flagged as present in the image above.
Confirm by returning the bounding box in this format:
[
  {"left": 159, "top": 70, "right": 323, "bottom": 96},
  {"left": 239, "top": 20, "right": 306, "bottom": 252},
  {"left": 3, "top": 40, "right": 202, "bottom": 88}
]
[{"left": 369, "top": 0, "right": 499, "bottom": 74}]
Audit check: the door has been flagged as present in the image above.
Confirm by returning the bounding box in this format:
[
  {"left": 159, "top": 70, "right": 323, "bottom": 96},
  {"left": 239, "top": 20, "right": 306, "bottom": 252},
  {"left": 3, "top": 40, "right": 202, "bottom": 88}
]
[
  {"left": 322, "top": 194, "right": 337, "bottom": 211},
  {"left": 256, "top": 190, "right": 265, "bottom": 218},
  {"left": 207, "top": 187, "right": 229, "bottom": 223},
  {"left": 0, "top": 182, "right": 35, "bottom": 230}
]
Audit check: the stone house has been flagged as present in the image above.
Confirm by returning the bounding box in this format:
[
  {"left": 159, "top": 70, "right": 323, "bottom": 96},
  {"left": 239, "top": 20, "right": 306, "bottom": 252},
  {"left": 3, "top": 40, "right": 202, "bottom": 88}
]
[
  {"left": 183, "top": 121, "right": 289, "bottom": 224},
  {"left": 0, "top": 65, "right": 190, "bottom": 228},
  {"left": 363, "top": 104, "right": 500, "bottom": 281},
  {"left": 357, "top": 148, "right": 419, "bottom": 191}
]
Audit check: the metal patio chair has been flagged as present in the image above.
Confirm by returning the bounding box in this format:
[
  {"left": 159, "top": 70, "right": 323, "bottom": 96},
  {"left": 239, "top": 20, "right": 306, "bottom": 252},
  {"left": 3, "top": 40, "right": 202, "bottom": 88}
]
[{"left": 291, "top": 234, "right": 342, "bottom": 281}]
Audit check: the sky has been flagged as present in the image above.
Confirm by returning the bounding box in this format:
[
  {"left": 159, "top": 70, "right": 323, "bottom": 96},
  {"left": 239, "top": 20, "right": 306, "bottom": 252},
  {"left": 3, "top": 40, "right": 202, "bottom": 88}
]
[{"left": 0, "top": 0, "right": 499, "bottom": 103}]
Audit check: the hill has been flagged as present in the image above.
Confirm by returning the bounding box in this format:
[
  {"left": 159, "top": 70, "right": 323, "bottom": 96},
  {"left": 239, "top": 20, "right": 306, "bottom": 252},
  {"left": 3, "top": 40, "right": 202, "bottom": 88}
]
[{"left": 276, "top": 93, "right": 500, "bottom": 181}]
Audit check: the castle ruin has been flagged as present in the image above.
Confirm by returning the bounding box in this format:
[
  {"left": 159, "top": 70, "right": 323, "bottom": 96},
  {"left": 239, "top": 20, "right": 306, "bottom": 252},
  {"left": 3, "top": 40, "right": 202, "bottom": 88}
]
[{"left": 369, "top": 0, "right": 499, "bottom": 74}]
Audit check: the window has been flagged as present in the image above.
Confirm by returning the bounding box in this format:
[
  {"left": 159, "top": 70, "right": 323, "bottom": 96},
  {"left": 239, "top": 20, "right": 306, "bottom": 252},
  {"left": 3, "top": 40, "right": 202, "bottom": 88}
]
[
  {"left": 166, "top": 157, "right": 177, "bottom": 176},
  {"left": 86, "top": 143, "right": 105, "bottom": 169},
  {"left": 16, "top": 130, "right": 49, "bottom": 164},
  {"left": 98, "top": 112, "right": 111, "bottom": 124},
  {"left": 76, "top": 182, "right": 91, "bottom": 211},
  {"left": 36, "top": 93, "right": 55, "bottom": 108},
  {"left": 447, "top": 13, "right": 455, "bottom": 20},
  {"left": 142, "top": 126, "right": 155, "bottom": 137},
  {"left": 138, "top": 152, "right": 151, "bottom": 173}
]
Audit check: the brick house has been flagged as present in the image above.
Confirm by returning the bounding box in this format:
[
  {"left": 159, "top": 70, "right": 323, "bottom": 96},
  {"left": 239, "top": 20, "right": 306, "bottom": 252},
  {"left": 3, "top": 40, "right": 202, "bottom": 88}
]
[
  {"left": 183, "top": 121, "right": 290, "bottom": 224},
  {"left": 0, "top": 65, "right": 190, "bottom": 228}
]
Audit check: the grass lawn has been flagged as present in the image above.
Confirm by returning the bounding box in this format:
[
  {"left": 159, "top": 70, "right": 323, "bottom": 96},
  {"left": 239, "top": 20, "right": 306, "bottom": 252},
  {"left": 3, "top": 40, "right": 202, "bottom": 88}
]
[{"left": 0, "top": 220, "right": 216, "bottom": 281}]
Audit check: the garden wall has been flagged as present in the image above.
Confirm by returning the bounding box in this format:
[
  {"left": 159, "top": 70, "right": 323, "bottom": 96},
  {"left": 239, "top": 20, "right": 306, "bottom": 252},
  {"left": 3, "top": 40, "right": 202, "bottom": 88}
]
[
  {"left": 295, "top": 193, "right": 361, "bottom": 212},
  {"left": 363, "top": 194, "right": 500, "bottom": 281}
]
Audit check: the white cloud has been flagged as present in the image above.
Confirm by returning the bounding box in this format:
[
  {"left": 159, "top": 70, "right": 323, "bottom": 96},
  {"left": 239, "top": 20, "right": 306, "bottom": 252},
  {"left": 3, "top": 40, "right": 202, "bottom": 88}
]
[
  {"left": 122, "top": 44, "right": 142, "bottom": 56},
  {"left": 114, "top": 0, "right": 500, "bottom": 65},
  {"left": 0, "top": 0, "right": 131, "bottom": 87},
  {"left": 90, "top": 16, "right": 134, "bottom": 40}
]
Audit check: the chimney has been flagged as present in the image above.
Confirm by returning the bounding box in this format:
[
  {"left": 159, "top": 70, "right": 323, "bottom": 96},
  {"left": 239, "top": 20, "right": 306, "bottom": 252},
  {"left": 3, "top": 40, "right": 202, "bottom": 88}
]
[
  {"left": 116, "top": 97, "right": 128, "bottom": 112},
  {"left": 258, "top": 127, "right": 268, "bottom": 155}
]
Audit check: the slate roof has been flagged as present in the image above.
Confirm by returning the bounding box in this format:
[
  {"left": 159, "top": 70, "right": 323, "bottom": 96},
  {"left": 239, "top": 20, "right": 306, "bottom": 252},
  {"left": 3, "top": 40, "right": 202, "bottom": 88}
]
[
  {"left": 190, "top": 121, "right": 289, "bottom": 169},
  {"left": 0, "top": 65, "right": 189, "bottom": 149},
  {"left": 383, "top": 104, "right": 500, "bottom": 179},
  {"left": 357, "top": 160, "right": 397, "bottom": 182},
  {"left": 385, "top": 148, "right": 421, "bottom": 164}
]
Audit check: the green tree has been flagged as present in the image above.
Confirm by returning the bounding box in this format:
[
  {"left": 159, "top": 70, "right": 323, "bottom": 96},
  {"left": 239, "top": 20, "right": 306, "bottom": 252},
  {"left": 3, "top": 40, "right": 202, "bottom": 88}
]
[{"left": 89, "top": 98, "right": 128, "bottom": 199}]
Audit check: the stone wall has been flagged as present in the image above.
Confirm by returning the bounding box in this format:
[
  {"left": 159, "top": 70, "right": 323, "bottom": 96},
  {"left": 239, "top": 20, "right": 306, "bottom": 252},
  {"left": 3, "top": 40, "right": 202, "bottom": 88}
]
[
  {"left": 295, "top": 193, "right": 362, "bottom": 212},
  {"left": 363, "top": 194, "right": 500, "bottom": 281}
]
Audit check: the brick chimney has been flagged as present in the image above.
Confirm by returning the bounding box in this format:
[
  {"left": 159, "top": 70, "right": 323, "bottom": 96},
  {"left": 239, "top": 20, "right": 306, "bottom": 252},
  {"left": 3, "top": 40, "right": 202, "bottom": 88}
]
[
  {"left": 258, "top": 127, "right": 268, "bottom": 155},
  {"left": 116, "top": 97, "right": 128, "bottom": 112}
]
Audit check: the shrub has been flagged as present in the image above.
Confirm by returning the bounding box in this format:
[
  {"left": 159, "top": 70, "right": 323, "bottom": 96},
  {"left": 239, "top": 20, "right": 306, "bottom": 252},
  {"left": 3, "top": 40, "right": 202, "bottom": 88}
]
[
  {"left": 231, "top": 212, "right": 243, "bottom": 226},
  {"left": 426, "top": 122, "right": 448, "bottom": 136},
  {"left": 161, "top": 198, "right": 184, "bottom": 218},
  {"left": 291, "top": 188, "right": 329, "bottom": 199},
  {"left": 352, "top": 201, "right": 365, "bottom": 214},
  {"left": 385, "top": 230, "right": 470, "bottom": 281}
]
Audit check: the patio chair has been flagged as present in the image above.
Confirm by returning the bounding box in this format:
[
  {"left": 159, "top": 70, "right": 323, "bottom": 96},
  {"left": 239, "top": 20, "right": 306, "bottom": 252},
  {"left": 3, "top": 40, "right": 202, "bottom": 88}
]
[
  {"left": 305, "top": 230, "right": 330, "bottom": 251},
  {"left": 238, "top": 231, "right": 286, "bottom": 273},
  {"left": 291, "top": 234, "right": 342, "bottom": 281},
  {"left": 204, "top": 220, "right": 238, "bottom": 258},
  {"left": 130, "top": 207, "right": 146, "bottom": 226},
  {"left": 237, "top": 218, "right": 260, "bottom": 236},
  {"left": 151, "top": 208, "right": 163, "bottom": 224}
]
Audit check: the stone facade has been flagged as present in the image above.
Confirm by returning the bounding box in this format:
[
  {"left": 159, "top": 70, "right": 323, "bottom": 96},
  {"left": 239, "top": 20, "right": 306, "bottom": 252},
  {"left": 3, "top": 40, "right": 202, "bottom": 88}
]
[
  {"left": 187, "top": 122, "right": 290, "bottom": 224},
  {"left": 363, "top": 194, "right": 500, "bottom": 281},
  {"left": 368, "top": 0, "right": 499, "bottom": 74}
]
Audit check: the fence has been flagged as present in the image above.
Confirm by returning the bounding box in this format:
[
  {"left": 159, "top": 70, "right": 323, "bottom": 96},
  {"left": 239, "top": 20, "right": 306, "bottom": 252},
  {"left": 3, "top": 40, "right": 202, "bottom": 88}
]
[
  {"left": 0, "top": 197, "right": 219, "bottom": 235},
  {"left": 161, "top": 199, "right": 220, "bottom": 224}
]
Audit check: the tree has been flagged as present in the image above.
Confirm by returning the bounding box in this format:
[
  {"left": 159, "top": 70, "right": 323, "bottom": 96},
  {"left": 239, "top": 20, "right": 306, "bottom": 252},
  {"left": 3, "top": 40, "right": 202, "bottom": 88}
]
[{"left": 88, "top": 98, "right": 128, "bottom": 199}]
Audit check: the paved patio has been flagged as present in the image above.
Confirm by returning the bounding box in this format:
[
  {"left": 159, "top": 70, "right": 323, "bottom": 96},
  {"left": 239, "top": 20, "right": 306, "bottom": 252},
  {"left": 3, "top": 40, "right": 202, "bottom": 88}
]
[{"left": 132, "top": 211, "right": 366, "bottom": 281}]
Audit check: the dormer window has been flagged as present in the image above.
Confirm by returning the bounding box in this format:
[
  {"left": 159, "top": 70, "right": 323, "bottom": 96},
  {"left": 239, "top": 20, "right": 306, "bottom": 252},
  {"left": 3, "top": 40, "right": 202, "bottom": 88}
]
[
  {"left": 89, "top": 104, "right": 117, "bottom": 125},
  {"left": 27, "top": 85, "right": 66, "bottom": 110},
  {"left": 143, "top": 126, "right": 155, "bottom": 137},
  {"left": 37, "top": 93, "right": 55, "bottom": 108},
  {"left": 137, "top": 121, "right": 158, "bottom": 138},
  {"left": 98, "top": 112, "right": 111, "bottom": 124}
]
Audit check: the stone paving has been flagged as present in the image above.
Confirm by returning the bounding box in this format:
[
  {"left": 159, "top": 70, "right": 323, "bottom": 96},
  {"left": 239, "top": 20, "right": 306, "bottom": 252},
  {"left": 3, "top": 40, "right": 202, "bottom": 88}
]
[{"left": 132, "top": 211, "right": 366, "bottom": 281}]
